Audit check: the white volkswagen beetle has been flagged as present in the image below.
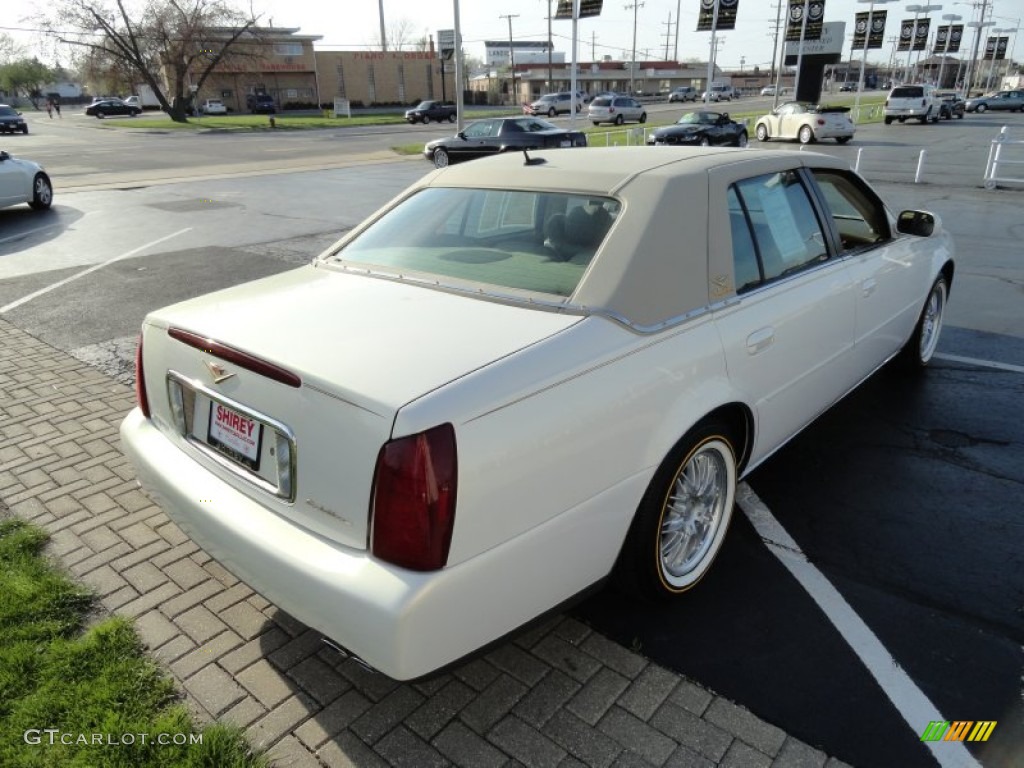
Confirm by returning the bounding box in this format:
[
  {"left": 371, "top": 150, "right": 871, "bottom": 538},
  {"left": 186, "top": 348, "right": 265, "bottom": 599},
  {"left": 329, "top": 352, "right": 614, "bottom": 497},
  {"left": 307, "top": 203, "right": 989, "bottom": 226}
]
[
  {"left": 0, "top": 150, "right": 53, "bottom": 211},
  {"left": 121, "top": 147, "right": 953, "bottom": 680},
  {"left": 755, "top": 101, "right": 856, "bottom": 144}
]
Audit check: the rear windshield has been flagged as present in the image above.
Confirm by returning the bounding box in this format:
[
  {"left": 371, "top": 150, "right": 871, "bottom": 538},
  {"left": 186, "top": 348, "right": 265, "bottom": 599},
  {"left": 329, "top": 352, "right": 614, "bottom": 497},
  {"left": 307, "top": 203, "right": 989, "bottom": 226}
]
[
  {"left": 891, "top": 86, "right": 924, "bottom": 98},
  {"left": 592, "top": 97, "right": 612, "bottom": 107},
  {"left": 330, "top": 188, "right": 621, "bottom": 297}
]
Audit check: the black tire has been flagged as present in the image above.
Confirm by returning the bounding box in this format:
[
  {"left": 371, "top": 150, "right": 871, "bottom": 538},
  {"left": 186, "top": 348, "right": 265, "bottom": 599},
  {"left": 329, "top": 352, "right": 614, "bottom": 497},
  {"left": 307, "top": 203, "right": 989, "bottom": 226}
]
[
  {"left": 592, "top": 121, "right": 600, "bottom": 126},
  {"left": 432, "top": 148, "right": 449, "bottom": 169},
  {"left": 976, "top": 103, "right": 987, "bottom": 113},
  {"left": 699, "top": 136, "right": 710, "bottom": 147},
  {"left": 884, "top": 117, "right": 893, "bottom": 125},
  {"left": 22, "top": 125, "right": 29, "bottom": 134},
  {"left": 755, "top": 123, "right": 768, "bottom": 142},
  {"left": 956, "top": 112, "right": 964, "bottom": 119},
  {"left": 29, "top": 172, "right": 52, "bottom": 210},
  {"left": 836, "top": 136, "right": 851, "bottom": 144},
  {"left": 616, "top": 422, "right": 738, "bottom": 599},
  {"left": 899, "top": 275, "right": 948, "bottom": 369},
  {"left": 615, "top": 114, "right": 624, "bottom": 126},
  {"left": 448, "top": 113, "right": 456, "bottom": 123},
  {"left": 422, "top": 115, "right": 430, "bottom": 124},
  {"left": 798, "top": 124, "right": 814, "bottom": 144},
  {"left": 548, "top": 107, "right": 556, "bottom": 117},
  {"left": 736, "top": 131, "right": 748, "bottom": 148},
  {"left": 639, "top": 112, "right": 647, "bottom": 124}
]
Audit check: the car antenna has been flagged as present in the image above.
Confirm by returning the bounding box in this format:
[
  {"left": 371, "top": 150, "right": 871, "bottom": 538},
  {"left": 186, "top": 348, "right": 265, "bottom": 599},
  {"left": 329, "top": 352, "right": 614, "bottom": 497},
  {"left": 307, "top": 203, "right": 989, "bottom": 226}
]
[{"left": 522, "top": 149, "right": 546, "bottom": 166}]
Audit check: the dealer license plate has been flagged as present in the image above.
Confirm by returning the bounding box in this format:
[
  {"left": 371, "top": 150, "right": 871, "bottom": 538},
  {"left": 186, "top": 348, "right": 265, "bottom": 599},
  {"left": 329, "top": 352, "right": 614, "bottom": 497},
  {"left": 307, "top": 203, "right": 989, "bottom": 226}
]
[{"left": 208, "top": 402, "right": 263, "bottom": 470}]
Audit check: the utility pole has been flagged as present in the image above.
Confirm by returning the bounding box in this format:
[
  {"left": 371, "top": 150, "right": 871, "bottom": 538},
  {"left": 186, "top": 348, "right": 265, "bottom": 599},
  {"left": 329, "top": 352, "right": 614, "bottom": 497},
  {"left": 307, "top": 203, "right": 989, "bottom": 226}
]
[
  {"left": 662, "top": 13, "right": 674, "bottom": 62},
  {"left": 500, "top": 13, "right": 520, "bottom": 106},
  {"left": 544, "top": 0, "right": 554, "bottom": 93},
  {"left": 626, "top": 1, "right": 645, "bottom": 95},
  {"left": 674, "top": 0, "right": 682, "bottom": 61},
  {"left": 378, "top": 0, "right": 387, "bottom": 51},
  {"left": 962, "top": 0, "right": 991, "bottom": 96}
]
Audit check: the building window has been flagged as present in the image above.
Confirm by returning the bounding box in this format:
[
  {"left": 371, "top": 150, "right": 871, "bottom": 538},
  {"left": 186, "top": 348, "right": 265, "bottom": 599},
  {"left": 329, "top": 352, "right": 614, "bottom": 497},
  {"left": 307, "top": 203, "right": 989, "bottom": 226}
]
[
  {"left": 275, "top": 43, "right": 303, "bottom": 57},
  {"left": 367, "top": 64, "right": 376, "bottom": 104}
]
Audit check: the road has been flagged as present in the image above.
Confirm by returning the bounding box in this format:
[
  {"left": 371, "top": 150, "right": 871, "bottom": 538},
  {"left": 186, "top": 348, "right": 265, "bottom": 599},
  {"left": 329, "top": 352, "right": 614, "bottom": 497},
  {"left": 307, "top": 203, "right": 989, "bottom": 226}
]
[{"left": 2, "top": 110, "right": 1022, "bottom": 767}]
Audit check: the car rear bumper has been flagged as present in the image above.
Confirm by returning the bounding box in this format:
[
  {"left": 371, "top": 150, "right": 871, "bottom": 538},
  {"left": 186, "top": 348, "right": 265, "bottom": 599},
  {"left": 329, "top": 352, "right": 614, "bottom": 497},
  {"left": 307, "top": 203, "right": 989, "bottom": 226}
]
[{"left": 120, "top": 407, "right": 639, "bottom": 680}]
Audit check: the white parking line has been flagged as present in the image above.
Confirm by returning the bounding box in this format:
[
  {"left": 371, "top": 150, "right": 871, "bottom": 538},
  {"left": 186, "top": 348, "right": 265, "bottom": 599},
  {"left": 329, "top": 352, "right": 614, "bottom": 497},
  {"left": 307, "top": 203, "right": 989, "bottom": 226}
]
[
  {"left": 737, "top": 483, "right": 981, "bottom": 768},
  {"left": 934, "top": 353, "right": 1024, "bottom": 375},
  {"left": 0, "top": 228, "right": 191, "bottom": 315}
]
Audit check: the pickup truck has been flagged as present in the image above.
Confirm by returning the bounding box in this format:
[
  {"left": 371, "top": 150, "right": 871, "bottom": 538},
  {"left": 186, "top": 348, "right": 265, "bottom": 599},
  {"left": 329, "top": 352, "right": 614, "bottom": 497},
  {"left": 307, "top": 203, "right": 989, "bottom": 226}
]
[{"left": 405, "top": 100, "right": 456, "bottom": 124}]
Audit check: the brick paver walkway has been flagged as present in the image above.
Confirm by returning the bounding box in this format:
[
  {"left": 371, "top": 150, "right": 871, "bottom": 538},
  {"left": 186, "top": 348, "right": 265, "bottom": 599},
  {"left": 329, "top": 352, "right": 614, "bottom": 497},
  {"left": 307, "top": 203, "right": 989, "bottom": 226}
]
[{"left": 0, "top": 317, "right": 851, "bottom": 768}]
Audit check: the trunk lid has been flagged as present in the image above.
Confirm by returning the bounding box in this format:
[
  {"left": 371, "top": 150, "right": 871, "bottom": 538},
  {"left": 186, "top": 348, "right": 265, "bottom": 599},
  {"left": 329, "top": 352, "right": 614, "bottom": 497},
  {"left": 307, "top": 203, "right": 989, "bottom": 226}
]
[{"left": 141, "top": 265, "right": 582, "bottom": 550}]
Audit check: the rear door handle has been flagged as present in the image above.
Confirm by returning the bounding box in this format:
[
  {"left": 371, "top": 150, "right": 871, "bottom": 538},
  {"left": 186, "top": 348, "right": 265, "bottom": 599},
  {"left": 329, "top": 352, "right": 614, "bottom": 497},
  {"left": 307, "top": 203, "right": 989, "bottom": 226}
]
[{"left": 746, "top": 327, "right": 775, "bottom": 355}]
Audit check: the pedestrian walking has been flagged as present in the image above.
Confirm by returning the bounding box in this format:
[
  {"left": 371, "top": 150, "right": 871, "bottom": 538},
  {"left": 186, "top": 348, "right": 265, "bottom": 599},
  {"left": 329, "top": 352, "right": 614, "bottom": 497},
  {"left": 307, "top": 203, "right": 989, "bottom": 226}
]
[
  {"left": 53, "top": 99, "right": 61, "bottom": 118},
  {"left": 46, "top": 99, "right": 53, "bottom": 118}
]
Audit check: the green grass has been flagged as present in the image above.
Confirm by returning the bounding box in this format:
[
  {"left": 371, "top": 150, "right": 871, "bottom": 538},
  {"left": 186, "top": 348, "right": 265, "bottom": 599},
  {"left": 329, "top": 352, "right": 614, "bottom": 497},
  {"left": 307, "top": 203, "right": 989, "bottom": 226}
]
[
  {"left": 0, "top": 518, "right": 267, "bottom": 768},
  {"left": 102, "top": 108, "right": 515, "bottom": 131}
]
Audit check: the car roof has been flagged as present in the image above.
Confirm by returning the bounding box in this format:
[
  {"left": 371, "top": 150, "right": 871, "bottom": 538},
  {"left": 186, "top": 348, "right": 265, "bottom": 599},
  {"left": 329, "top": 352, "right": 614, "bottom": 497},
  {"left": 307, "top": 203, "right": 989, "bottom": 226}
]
[{"left": 408, "top": 148, "right": 850, "bottom": 326}]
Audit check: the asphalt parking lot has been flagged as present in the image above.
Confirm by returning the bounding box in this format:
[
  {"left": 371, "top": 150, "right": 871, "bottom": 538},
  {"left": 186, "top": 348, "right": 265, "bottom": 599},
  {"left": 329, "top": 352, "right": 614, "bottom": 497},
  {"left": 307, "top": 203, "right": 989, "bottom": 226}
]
[{"left": 1, "top": 115, "right": 1022, "bottom": 767}]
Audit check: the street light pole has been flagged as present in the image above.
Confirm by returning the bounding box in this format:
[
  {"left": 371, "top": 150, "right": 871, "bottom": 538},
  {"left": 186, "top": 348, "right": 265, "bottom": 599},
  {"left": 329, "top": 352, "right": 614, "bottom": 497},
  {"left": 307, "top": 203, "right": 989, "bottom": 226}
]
[
  {"left": 626, "top": 1, "right": 645, "bottom": 95},
  {"left": 936, "top": 13, "right": 962, "bottom": 87},
  {"left": 906, "top": 4, "right": 943, "bottom": 82},
  {"left": 961, "top": 0, "right": 991, "bottom": 96},
  {"left": 855, "top": 0, "right": 895, "bottom": 122}
]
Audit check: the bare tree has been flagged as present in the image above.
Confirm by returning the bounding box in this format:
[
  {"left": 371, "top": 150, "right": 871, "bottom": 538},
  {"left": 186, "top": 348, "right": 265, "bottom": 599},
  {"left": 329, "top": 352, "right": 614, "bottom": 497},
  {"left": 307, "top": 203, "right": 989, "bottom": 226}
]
[
  {"left": 43, "top": 0, "right": 262, "bottom": 122},
  {"left": 387, "top": 18, "right": 415, "bottom": 51}
]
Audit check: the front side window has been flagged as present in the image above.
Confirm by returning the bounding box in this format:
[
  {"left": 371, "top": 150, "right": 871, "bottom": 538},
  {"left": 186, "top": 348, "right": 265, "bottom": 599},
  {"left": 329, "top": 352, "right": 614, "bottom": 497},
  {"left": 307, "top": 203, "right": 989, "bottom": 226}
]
[
  {"left": 330, "top": 188, "right": 621, "bottom": 298},
  {"left": 463, "top": 120, "right": 497, "bottom": 139},
  {"left": 809, "top": 169, "right": 891, "bottom": 253},
  {"left": 730, "top": 171, "right": 829, "bottom": 286}
]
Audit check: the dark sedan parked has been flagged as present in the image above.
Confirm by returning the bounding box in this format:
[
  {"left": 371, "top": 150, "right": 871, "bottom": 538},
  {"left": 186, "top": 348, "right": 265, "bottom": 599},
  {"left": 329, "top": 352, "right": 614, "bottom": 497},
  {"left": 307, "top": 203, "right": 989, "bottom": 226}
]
[
  {"left": 85, "top": 99, "right": 142, "bottom": 118},
  {"left": 646, "top": 111, "right": 748, "bottom": 147},
  {"left": 936, "top": 92, "right": 965, "bottom": 119},
  {"left": 0, "top": 105, "right": 29, "bottom": 134},
  {"left": 424, "top": 117, "right": 587, "bottom": 169}
]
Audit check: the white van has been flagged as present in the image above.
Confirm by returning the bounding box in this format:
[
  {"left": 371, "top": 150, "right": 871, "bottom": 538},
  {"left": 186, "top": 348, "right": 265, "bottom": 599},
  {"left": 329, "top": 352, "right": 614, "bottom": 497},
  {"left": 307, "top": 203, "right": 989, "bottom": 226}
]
[{"left": 884, "top": 84, "right": 940, "bottom": 124}]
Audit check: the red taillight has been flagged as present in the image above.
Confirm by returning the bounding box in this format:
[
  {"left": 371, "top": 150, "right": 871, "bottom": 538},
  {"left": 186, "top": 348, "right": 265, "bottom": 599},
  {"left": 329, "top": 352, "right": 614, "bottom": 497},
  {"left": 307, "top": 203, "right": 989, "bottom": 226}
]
[
  {"left": 135, "top": 334, "right": 150, "bottom": 418},
  {"left": 371, "top": 424, "right": 457, "bottom": 571}
]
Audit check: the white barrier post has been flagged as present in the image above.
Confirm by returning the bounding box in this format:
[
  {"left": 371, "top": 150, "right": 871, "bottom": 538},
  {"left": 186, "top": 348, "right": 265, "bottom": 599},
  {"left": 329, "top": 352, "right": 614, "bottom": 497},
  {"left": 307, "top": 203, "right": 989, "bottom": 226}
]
[
  {"left": 854, "top": 147, "right": 864, "bottom": 173},
  {"left": 914, "top": 149, "right": 927, "bottom": 183}
]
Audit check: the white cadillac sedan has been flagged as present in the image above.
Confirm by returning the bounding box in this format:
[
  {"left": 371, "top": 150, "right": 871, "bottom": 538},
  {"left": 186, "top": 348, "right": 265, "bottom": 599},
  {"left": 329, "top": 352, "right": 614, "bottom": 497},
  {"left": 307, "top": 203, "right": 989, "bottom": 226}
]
[
  {"left": 121, "top": 147, "right": 953, "bottom": 680},
  {"left": 755, "top": 101, "right": 856, "bottom": 145},
  {"left": 0, "top": 150, "right": 53, "bottom": 211}
]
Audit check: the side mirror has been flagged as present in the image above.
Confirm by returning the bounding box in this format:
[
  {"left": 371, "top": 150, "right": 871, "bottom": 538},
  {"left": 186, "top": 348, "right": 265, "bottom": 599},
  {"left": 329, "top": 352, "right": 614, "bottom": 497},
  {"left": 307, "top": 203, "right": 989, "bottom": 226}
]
[
  {"left": 896, "top": 210, "right": 936, "bottom": 237},
  {"left": 457, "top": 131, "right": 467, "bottom": 140},
  {"left": 0, "top": 150, "right": 9, "bottom": 161}
]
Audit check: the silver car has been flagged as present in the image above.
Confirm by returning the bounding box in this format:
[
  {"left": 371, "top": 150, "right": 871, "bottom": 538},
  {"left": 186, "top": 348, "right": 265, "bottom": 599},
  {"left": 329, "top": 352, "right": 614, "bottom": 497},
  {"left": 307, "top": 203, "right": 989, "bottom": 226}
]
[
  {"left": 964, "top": 90, "right": 1024, "bottom": 113},
  {"left": 588, "top": 95, "right": 647, "bottom": 126}
]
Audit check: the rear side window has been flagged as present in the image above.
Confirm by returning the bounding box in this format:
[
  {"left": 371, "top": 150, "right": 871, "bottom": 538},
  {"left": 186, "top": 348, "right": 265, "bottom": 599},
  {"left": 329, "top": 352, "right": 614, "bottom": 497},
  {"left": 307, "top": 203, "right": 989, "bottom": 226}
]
[
  {"left": 891, "top": 86, "right": 924, "bottom": 98},
  {"left": 729, "top": 171, "right": 829, "bottom": 289}
]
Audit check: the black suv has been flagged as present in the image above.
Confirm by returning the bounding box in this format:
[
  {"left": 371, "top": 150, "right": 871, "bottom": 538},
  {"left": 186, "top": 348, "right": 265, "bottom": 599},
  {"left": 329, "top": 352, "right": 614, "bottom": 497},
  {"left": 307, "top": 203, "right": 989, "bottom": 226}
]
[
  {"left": 0, "top": 104, "right": 29, "bottom": 134},
  {"left": 247, "top": 94, "right": 276, "bottom": 114}
]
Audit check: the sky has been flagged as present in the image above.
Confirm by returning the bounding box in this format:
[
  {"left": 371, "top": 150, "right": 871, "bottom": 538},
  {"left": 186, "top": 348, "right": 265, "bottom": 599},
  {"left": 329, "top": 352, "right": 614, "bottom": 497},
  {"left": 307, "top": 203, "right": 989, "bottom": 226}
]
[{"left": 4, "top": 0, "right": 1022, "bottom": 72}]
